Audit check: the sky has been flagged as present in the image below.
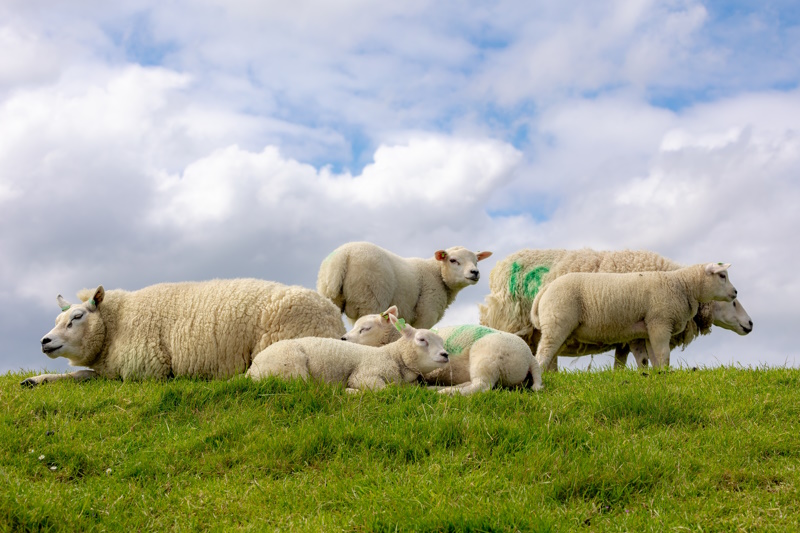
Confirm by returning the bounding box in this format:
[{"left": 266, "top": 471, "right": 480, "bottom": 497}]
[{"left": 2, "top": 0, "right": 799, "bottom": 374}]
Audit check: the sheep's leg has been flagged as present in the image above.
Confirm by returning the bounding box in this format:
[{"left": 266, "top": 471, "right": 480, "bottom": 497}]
[
  {"left": 613, "top": 345, "right": 630, "bottom": 369},
  {"left": 438, "top": 378, "right": 494, "bottom": 396},
  {"left": 628, "top": 340, "right": 650, "bottom": 368},
  {"left": 646, "top": 325, "right": 672, "bottom": 368},
  {"left": 535, "top": 329, "right": 571, "bottom": 373},
  {"left": 546, "top": 356, "right": 559, "bottom": 372},
  {"left": 348, "top": 375, "right": 386, "bottom": 392},
  {"left": 529, "top": 359, "right": 543, "bottom": 391},
  {"left": 20, "top": 369, "right": 97, "bottom": 388}
]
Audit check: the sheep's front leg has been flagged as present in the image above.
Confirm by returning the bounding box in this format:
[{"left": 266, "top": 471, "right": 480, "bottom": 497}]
[
  {"left": 646, "top": 324, "right": 672, "bottom": 368},
  {"left": 20, "top": 369, "right": 97, "bottom": 388},
  {"left": 347, "top": 375, "right": 386, "bottom": 393}
]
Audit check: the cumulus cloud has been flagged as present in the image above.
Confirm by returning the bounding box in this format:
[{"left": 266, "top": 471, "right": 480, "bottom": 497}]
[{"left": 2, "top": 1, "right": 799, "bottom": 373}]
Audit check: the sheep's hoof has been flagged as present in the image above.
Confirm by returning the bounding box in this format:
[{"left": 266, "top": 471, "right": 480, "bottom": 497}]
[{"left": 20, "top": 378, "right": 39, "bottom": 388}]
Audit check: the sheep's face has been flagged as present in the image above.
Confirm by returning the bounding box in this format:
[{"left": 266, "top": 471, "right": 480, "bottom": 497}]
[
  {"left": 40, "top": 287, "right": 106, "bottom": 367},
  {"left": 408, "top": 329, "right": 450, "bottom": 374},
  {"left": 712, "top": 299, "right": 753, "bottom": 335},
  {"left": 435, "top": 247, "right": 492, "bottom": 289},
  {"left": 702, "top": 263, "right": 737, "bottom": 302},
  {"left": 342, "top": 306, "right": 398, "bottom": 346}
]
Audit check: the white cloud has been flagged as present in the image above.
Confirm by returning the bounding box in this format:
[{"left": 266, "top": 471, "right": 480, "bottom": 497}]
[{"left": 1, "top": 1, "right": 799, "bottom": 374}]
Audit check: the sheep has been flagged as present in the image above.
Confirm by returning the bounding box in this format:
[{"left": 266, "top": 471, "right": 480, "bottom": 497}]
[
  {"left": 614, "top": 298, "right": 753, "bottom": 369},
  {"left": 531, "top": 263, "right": 738, "bottom": 370},
  {"left": 22, "top": 278, "right": 346, "bottom": 387},
  {"left": 478, "top": 248, "right": 753, "bottom": 370},
  {"left": 342, "top": 306, "right": 543, "bottom": 394},
  {"left": 246, "top": 313, "right": 449, "bottom": 392},
  {"left": 317, "top": 241, "right": 492, "bottom": 328}
]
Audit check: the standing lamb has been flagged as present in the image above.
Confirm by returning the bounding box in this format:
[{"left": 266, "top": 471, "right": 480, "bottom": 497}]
[
  {"left": 247, "top": 313, "right": 449, "bottom": 393},
  {"left": 615, "top": 298, "right": 753, "bottom": 369},
  {"left": 479, "top": 248, "right": 753, "bottom": 369},
  {"left": 531, "top": 263, "right": 738, "bottom": 370},
  {"left": 23, "top": 278, "right": 346, "bottom": 387},
  {"left": 317, "top": 241, "right": 492, "bottom": 328},
  {"left": 343, "top": 306, "right": 543, "bottom": 394}
]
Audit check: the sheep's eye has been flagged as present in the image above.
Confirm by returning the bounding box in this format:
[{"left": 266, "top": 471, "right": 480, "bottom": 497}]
[
  {"left": 67, "top": 322, "right": 73, "bottom": 329},
  {"left": 73, "top": 313, "right": 84, "bottom": 320},
  {"left": 449, "top": 259, "right": 458, "bottom": 264},
  {"left": 719, "top": 274, "right": 726, "bottom": 280},
  {"left": 360, "top": 327, "right": 371, "bottom": 334}
]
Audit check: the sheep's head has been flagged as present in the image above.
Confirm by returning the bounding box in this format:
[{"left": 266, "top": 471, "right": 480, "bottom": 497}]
[
  {"left": 389, "top": 314, "right": 449, "bottom": 374},
  {"left": 712, "top": 299, "right": 753, "bottom": 335},
  {"left": 435, "top": 247, "right": 492, "bottom": 289},
  {"left": 40, "top": 286, "right": 107, "bottom": 367},
  {"left": 702, "top": 263, "right": 737, "bottom": 302},
  {"left": 342, "top": 305, "right": 400, "bottom": 346}
]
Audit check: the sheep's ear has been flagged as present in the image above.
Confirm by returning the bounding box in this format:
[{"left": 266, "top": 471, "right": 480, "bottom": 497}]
[
  {"left": 477, "top": 251, "right": 493, "bottom": 261},
  {"left": 380, "top": 305, "right": 399, "bottom": 322},
  {"left": 87, "top": 286, "right": 105, "bottom": 311},
  {"left": 388, "top": 314, "right": 414, "bottom": 337},
  {"left": 57, "top": 295, "right": 71, "bottom": 312},
  {"left": 435, "top": 250, "right": 448, "bottom": 261},
  {"left": 705, "top": 263, "right": 731, "bottom": 274}
]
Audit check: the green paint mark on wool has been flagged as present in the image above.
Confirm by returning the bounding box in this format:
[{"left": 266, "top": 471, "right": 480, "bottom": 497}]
[
  {"left": 508, "top": 263, "right": 550, "bottom": 300},
  {"left": 444, "top": 325, "right": 496, "bottom": 355}
]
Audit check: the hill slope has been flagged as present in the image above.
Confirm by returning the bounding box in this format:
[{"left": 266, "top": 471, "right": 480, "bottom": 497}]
[{"left": 2, "top": 367, "right": 799, "bottom": 531}]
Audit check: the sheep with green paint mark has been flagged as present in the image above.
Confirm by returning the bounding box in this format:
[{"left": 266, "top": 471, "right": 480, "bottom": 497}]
[
  {"left": 317, "top": 241, "right": 492, "bottom": 329},
  {"left": 479, "top": 248, "right": 753, "bottom": 370},
  {"left": 342, "top": 306, "right": 542, "bottom": 394}
]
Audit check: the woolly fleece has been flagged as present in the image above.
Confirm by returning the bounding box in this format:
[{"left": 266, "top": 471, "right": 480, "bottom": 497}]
[
  {"left": 247, "top": 317, "right": 449, "bottom": 392},
  {"left": 317, "top": 241, "right": 491, "bottom": 328},
  {"left": 25, "top": 278, "right": 345, "bottom": 386},
  {"left": 531, "top": 264, "right": 738, "bottom": 369}
]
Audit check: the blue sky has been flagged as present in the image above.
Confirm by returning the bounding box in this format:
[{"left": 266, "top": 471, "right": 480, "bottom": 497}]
[{"left": 1, "top": 0, "right": 799, "bottom": 373}]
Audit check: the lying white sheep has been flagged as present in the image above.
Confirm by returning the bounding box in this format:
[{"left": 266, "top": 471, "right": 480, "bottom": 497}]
[
  {"left": 479, "top": 248, "right": 753, "bottom": 370},
  {"left": 343, "top": 306, "right": 543, "bottom": 394},
  {"left": 247, "top": 313, "right": 449, "bottom": 392},
  {"left": 23, "top": 278, "right": 346, "bottom": 387},
  {"left": 317, "top": 241, "right": 492, "bottom": 328},
  {"left": 531, "top": 263, "right": 738, "bottom": 370}
]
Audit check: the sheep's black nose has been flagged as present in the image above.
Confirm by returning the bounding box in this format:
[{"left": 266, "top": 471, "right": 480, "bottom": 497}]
[
  {"left": 41, "top": 337, "right": 51, "bottom": 346},
  {"left": 470, "top": 269, "right": 479, "bottom": 276}
]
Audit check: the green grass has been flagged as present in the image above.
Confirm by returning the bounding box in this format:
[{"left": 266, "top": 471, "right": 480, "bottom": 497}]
[{"left": 2, "top": 367, "right": 799, "bottom": 532}]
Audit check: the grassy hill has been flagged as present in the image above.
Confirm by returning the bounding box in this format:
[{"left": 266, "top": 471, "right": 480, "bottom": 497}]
[{"left": 1, "top": 367, "right": 799, "bottom": 532}]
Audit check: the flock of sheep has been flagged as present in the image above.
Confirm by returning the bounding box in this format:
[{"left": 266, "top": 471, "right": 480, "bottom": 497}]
[{"left": 24, "top": 243, "right": 753, "bottom": 394}]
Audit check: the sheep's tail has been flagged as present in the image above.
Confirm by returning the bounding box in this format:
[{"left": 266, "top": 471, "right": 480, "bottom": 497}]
[
  {"left": 530, "top": 287, "right": 546, "bottom": 330},
  {"left": 316, "top": 249, "right": 348, "bottom": 312}
]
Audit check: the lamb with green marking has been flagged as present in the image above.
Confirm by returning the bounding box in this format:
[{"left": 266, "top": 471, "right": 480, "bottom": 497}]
[{"left": 342, "top": 306, "right": 543, "bottom": 394}]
